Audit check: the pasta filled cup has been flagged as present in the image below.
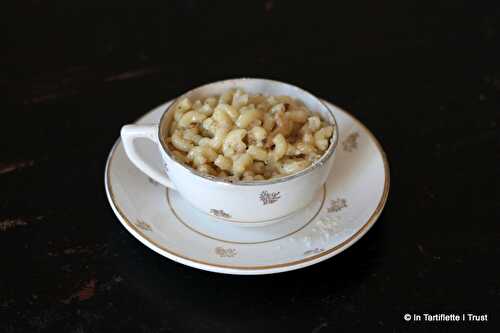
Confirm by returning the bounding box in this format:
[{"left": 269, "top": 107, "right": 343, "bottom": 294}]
[{"left": 121, "top": 78, "right": 339, "bottom": 225}]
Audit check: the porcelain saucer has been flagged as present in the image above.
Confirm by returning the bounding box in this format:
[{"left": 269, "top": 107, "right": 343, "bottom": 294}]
[{"left": 104, "top": 100, "right": 389, "bottom": 275}]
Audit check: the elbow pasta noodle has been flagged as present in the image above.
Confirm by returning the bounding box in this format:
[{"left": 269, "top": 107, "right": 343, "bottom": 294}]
[
  {"left": 222, "top": 128, "right": 247, "bottom": 156},
  {"left": 178, "top": 110, "right": 207, "bottom": 128},
  {"left": 247, "top": 145, "right": 268, "bottom": 161},
  {"left": 271, "top": 133, "right": 288, "bottom": 161},
  {"left": 232, "top": 153, "right": 253, "bottom": 175},
  {"left": 213, "top": 107, "right": 234, "bottom": 128},
  {"left": 262, "top": 113, "right": 275, "bottom": 132},
  {"left": 236, "top": 107, "right": 264, "bottom": 129},
  {"left": 214, "top": 155, "right": 233, "bottom": 171},
  {"left": 182, "top": 128, "right": 203, "bottom": 144},
  {"left": 171, "top": 130, "right": 193, "bottom": 152},
  {"left": 165, "top": 89, "right": 334, "bottom": 181},
  {"left": 249, "top": 126, "right": 267, "bottom": 146},
  {"left": 314, "top": 126, "right": 334, "bottom": 151},
  {"left": 215, "top": 104, "right": 239, "bottom": 122}
]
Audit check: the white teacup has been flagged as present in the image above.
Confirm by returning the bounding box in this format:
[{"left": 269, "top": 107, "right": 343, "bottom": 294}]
[{"left": 121, "top": 78, "right": 339, "bottom": 225}]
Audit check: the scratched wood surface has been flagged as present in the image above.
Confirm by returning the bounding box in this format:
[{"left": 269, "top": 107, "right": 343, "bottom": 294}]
[{"left": 1, "top": 1, "right": 499, "bottom": 332}]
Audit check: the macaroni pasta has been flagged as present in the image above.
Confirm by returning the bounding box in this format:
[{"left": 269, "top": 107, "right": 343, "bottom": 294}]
[{"left": 165, "top": 89, "right": 334, "bottom": 181}]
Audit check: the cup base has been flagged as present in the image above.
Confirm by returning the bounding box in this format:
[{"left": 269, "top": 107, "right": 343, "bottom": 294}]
[{"left": 164, "top": 186, "right": 325, "bottom": 243}]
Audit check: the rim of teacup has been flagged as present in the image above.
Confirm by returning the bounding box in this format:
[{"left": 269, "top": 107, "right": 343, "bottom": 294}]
[{"left": 158, "top": 78, "right": 339, "bottom": 186}]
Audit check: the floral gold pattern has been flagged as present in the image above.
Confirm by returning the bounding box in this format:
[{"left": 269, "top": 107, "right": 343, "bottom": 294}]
[
  {"left": 210, "top": 209, "right": 231, "bottom": 218},
  {"left": 304, "top": 248, "right": 324, "bottom": 256},
  {"left": 328, "top": 198, "right": 347, "bottom": 213},
  {"left": 215, "top": 246, "right": 237, "bottom": 258},
  {"left": 342, "top": 132, "right": 359, "bottom": 152},
  {"left": 259, "top": 190, "right": 281, "bottom": 205},
  {"left": 135, "top": 219, "right": 153, "bottom": 231}
]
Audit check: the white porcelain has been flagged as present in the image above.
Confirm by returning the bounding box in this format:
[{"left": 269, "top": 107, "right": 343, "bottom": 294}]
[
  {"left": 120, "top": 79, "right": 339, "bottom": 224},
  {"left": 105, "top": 100, "right": 390, "bottom": 275}
]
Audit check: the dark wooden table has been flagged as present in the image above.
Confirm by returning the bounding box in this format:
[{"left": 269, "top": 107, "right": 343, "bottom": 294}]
[{"left": 1, "top": 1, "right": 498, "bottom": 332}]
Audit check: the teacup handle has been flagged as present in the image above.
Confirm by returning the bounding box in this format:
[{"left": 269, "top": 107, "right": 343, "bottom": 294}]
[{"left": 121, "top": 124, "right": 176, "bottom": 189}]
